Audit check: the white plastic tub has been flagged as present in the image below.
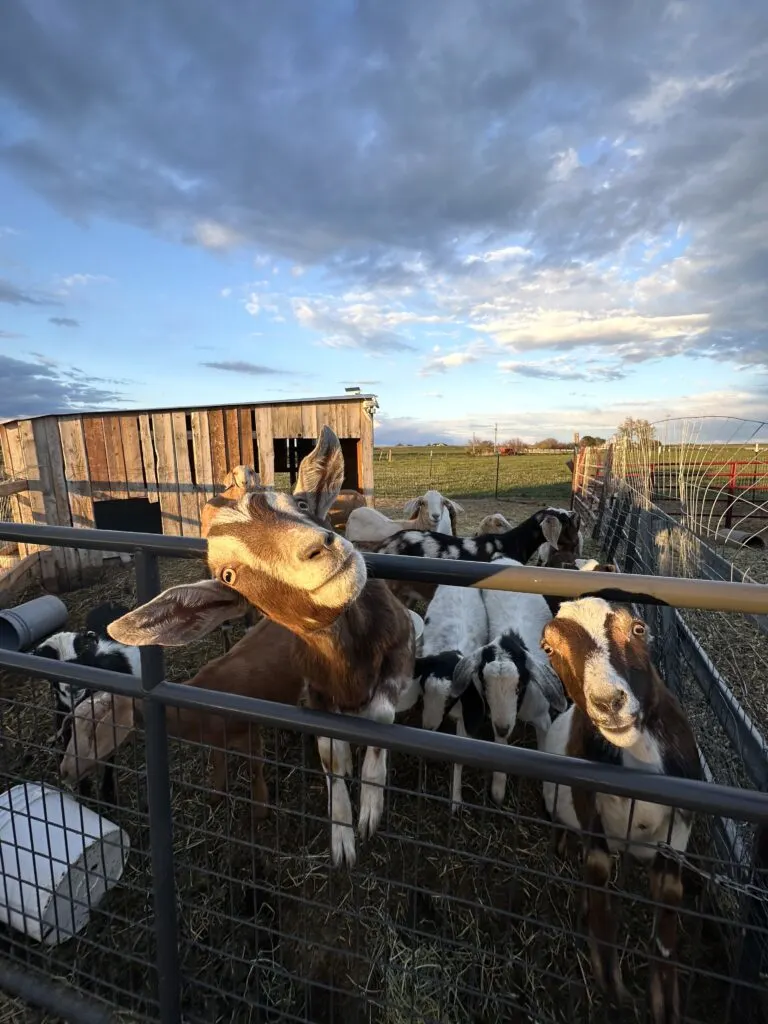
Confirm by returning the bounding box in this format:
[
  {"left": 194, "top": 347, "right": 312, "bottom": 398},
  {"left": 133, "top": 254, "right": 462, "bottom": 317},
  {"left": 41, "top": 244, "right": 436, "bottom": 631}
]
[
  {"left": 0, "top": 782, "right": 130, "bottom": 945},
  {"left": 408, "top": 609, "right": 425, "bottom": 654}
]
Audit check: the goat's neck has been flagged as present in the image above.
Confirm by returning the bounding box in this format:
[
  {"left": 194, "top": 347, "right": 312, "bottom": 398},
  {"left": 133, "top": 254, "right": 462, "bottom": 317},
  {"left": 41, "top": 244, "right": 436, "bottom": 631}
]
[
  {"left": 292, "top": 584, "right": 386, "bottom": 713},
  {"left": 622, "top": 727, "right": 664, "bottom": 769}
]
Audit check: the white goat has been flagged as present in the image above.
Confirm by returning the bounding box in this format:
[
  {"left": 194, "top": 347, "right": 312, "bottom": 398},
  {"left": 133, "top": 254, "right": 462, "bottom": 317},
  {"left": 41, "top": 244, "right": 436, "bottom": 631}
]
[{"left": 345, "top": 489, "right": 463, "bottom": 544}]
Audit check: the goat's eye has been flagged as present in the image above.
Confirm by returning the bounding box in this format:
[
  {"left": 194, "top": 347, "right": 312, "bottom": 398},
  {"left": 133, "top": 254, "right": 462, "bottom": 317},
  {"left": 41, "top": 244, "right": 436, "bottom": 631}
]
[
  {"left": 221, "top": 567, "right": 237, "bottom": 586},
  {"left": 632, "top": 621, "right": 646, "bottom": 637},
  {"left": 296, "top": 499, "right": 310, "bottom": 512},
  {"left": 541, "top": 641, "right": 554, "bottom": 656}
]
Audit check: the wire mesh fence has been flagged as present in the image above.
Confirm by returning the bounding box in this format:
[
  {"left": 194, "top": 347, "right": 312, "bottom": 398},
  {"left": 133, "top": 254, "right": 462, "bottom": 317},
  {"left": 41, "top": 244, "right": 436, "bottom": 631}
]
[
  {"left": 0, "top": 523, "right": 767, "bottom": 1023},
  {"left": 1, "top": 683, "right": 767, "bottom": 1024}
]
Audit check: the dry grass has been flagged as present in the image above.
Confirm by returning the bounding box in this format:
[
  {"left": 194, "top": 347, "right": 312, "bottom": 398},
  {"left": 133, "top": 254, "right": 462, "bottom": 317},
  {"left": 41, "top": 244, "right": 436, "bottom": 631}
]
[
  {"left": 0, "top": 502, "right": 761, "bottom": 1022},
  {"left": 0, "top": 494, "right": 764, "bottom": 1020}
]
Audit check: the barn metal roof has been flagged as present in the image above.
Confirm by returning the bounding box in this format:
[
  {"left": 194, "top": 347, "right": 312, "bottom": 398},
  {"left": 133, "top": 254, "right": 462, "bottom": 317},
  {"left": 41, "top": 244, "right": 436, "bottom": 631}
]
[{"left": 0, "top": 393, "right": 378, "bottom": 429}]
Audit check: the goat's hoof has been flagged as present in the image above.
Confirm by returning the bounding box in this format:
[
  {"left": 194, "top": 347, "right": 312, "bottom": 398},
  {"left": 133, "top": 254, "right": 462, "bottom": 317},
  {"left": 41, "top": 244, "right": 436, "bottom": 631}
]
[
  {"left": 358, "top": 784, "right": 383, "bottom": 841},
  {"left": 250, "top": 800, "right": 270, "bottom": 822},
  {"left": 650, "top": 962, "right": 680, "bottom": 1024},
  {"left": 591, "top": 944, "right": 629, "bottom": 1007},
  {"left": 450, "top": 800, "right": 465, "bottom": 816},
  {"left": 331, "top": 823, "right": 357, "bottom": 868}
]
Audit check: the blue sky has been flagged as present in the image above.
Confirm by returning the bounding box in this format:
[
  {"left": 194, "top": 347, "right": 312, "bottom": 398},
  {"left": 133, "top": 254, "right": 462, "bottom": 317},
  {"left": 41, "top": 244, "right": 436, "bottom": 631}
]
[{"left": 1, "top": 1, "right": 767, "bottom": 444}]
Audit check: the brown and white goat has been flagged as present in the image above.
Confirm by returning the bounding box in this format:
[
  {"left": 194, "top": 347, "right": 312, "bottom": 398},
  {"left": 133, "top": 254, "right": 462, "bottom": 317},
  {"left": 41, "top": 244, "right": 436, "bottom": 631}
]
[
  {"left": 539, "top": 597, "right": 702, "bottom": 1024},
  {"left": 201, "top": 465, "right": 263, "bottom": 650},
  {"left": 107, "top": 426, "right": 417, "bottom": 868},
  {"left": 474, "top": 512, "right": 512, "bottom": 535},
  {"left": 345, "top": 489, "right": 463, "bottom": 545},
  {"left": 326, "top": 489, "right": 367, "bottom": 532},
  {"left": 59, "top": 617, "right": 305, "bottom": 819},
  {"left": 201, "top": 465, "right": 260, "bottom": 540}
]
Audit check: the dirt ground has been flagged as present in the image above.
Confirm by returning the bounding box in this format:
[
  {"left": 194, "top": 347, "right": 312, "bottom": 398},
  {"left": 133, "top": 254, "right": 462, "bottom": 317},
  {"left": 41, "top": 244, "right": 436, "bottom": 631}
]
[{"left": 0, "top": 500, "right": 763, "bottom": 1023}]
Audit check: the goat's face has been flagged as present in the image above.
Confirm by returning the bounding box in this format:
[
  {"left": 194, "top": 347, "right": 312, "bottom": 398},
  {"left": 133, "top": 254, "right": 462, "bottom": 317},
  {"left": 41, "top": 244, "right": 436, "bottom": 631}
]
[
  {"left": 541, "top": 598, "right": 655, "bottom": 748},
  {"left": 227, "top": 465, "right": 259, "bottom": 491},
  {"left": 107, "top": 427, "right": 367, "bottom": 647},
  {"left": 534, "top": 508, "right": 582, "bottom": 553},
  {"left": 476, "top": 513, "right": 511, "bottom": 535},
  {"left": 405, "top": 489, "right": 444, "bottom": 528}
]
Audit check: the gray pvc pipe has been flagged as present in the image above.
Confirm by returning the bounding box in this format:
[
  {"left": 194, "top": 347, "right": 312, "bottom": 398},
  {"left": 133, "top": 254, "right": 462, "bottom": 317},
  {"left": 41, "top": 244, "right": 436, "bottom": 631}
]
[{"left": 0, "top": 595, "right": 68, "bottom": 651}]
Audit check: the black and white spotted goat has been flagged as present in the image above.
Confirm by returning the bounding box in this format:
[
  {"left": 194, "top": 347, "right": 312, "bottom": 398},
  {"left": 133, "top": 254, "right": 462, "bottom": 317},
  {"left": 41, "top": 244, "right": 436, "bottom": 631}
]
[
  {"left": 421, "top": 556, "right": 567, "bottom": 811},
  {"left": 33, "top": 601, "right": 141, "bottom": 803},
  {"left": 372, "top": 506, "right": 582, "bottom": 608},
  {"left": 538, "top": 596, "right": 702, "bottom": 1024}
]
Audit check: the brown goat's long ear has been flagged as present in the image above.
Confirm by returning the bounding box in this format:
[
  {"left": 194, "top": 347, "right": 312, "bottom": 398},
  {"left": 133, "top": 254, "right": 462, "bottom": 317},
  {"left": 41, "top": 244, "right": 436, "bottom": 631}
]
[
  {"left": 294, "top": 425, "right": 345, "bottom": 522},
  {"left": 107, "top": 580, "right": 250, "bottom": 647}
]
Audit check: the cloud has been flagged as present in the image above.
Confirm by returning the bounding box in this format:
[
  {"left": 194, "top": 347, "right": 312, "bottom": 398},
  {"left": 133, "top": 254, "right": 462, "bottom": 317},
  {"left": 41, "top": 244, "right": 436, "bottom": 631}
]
[
  {"left": 200, "top": 360, "right": 294, "bottom": 376},
  {"left": 58, "top": 273, "right": 112, "bottom": 289},
  {"left": 374, "top": 385, "right": 768, "bottom": 445},
  {"left": 0, "top": 353, "right": 127, "bottom": 419},
  {"left": 49, "top": 316, "right": 80, "bottom": 327},
  {"left": 191, "top": 220, "right": 244, "bottom": 251},
  {"left": 220, "top": 287, "right": 232, "bottom": 298},
  {"left": 0, "top": 329, "right": 25, "bottom": 338},
  {"left": 498, "top": 358, "right": 626, "bottom": 382},
  {"left": 419, "top": 342, "right": 489, "bottom": 376},
  {"left": 340, "top": 379, "right": 382, "bottom": 385},
  {"left": 293, "top": 298, "right": 424, "bottom": 352},
  {"left": 0, "top": 278, "right": 62, "bottom": 307},
  {"left": 1, "top": 1, "right": 768, "bottom": 375}
]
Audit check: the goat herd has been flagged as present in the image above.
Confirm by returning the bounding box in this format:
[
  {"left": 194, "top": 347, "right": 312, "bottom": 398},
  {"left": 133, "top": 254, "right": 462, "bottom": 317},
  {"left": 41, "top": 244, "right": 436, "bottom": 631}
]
[{"left": 29, "top": 426, "right": 703, "bottom": 1023}]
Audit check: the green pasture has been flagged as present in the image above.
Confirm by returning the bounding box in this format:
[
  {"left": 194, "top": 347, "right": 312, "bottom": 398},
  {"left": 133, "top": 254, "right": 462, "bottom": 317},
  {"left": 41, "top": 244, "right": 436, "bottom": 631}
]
[{"left": 372, "top": 448, "right": 573, "bottom": 502}]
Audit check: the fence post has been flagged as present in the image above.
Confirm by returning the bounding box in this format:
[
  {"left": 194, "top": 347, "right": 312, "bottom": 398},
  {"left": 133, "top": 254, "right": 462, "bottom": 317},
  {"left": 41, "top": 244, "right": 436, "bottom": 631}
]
[
  {"left": 622, "top": 503, "right": 640, "bottom": 575},
  {"left": 725, "top": 460, "right": 737, "bottom": 529},
  {"left": 494, "top": 451, "right": 500, "bottom": 500},
  {"left": 135, "top": 550, "right": 182, "bottom": 1024}
]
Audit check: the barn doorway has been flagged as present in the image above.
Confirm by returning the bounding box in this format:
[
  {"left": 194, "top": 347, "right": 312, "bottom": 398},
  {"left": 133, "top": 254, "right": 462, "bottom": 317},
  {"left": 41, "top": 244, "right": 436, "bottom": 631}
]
[
  {"left": 274, "top": 437, "right": 361, "bottom": 490},
  {"left": 93, "top": 497, "right": 163, "bottom": 535}
]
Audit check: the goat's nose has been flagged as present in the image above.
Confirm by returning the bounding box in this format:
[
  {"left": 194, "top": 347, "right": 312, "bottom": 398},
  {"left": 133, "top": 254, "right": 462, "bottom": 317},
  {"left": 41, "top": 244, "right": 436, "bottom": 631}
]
[
  {"left": 594, "top": 690, "right": 628, "bottom": 717},
  {"left": 299, "top": 530, "right": 336, "bottom": 562}
]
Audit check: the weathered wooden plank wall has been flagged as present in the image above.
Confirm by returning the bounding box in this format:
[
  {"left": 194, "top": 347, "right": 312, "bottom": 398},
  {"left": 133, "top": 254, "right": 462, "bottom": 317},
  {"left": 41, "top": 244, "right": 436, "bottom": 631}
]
[
  {"left": 58, "top": 416, "right": 103, "bottom": 575},
  {"left": 0, "top": 401, "right": 373, "bottom": 569}
]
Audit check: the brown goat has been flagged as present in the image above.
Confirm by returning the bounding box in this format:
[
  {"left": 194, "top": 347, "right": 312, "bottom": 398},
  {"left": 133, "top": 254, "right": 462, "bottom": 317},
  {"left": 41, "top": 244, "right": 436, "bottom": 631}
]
[
  {"left": 326, "top": 489, "right": 367, "bottom": 532},
  {"left": 540, "top": 597, "right": 702, "bottom": 1023},
  {"left": 200, "top": 465, "right": 260, "bottom": 540},
  {"left": 60, "top": 617, "right": 305, "bottom": 819},
  {"left": 107, "top": 426, "right": 417, "bottom": 869},
  {"left": 201, "top": 465, "right": 262, "bottom": 649}
]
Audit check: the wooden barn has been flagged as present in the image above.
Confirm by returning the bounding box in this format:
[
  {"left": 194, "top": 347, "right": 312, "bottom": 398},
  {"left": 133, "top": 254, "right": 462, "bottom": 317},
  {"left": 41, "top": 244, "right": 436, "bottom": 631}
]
[{"left": 0, "top": 393, "right": 377, "bottom": 593}]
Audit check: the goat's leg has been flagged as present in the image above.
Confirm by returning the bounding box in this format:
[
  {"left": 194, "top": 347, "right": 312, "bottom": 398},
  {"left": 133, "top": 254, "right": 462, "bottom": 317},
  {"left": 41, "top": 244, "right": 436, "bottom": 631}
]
[
  {"left": 316, "top": 735, "right": 356, "bottom": 868},
  {"left": 573, "top": 791, "right": 628, "bottom": 1006},
  {"left": 358, "top": 691, "right": 396, "bottom": 842},
  {"left": 489, "top": 718, "right": 514, "bottom": 807},
  {"left": 451, "top": 716, "right": 466, "bottom": 814},
  {"left": 648, "top": 850, "right": 684, "bottom": 1024}
]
